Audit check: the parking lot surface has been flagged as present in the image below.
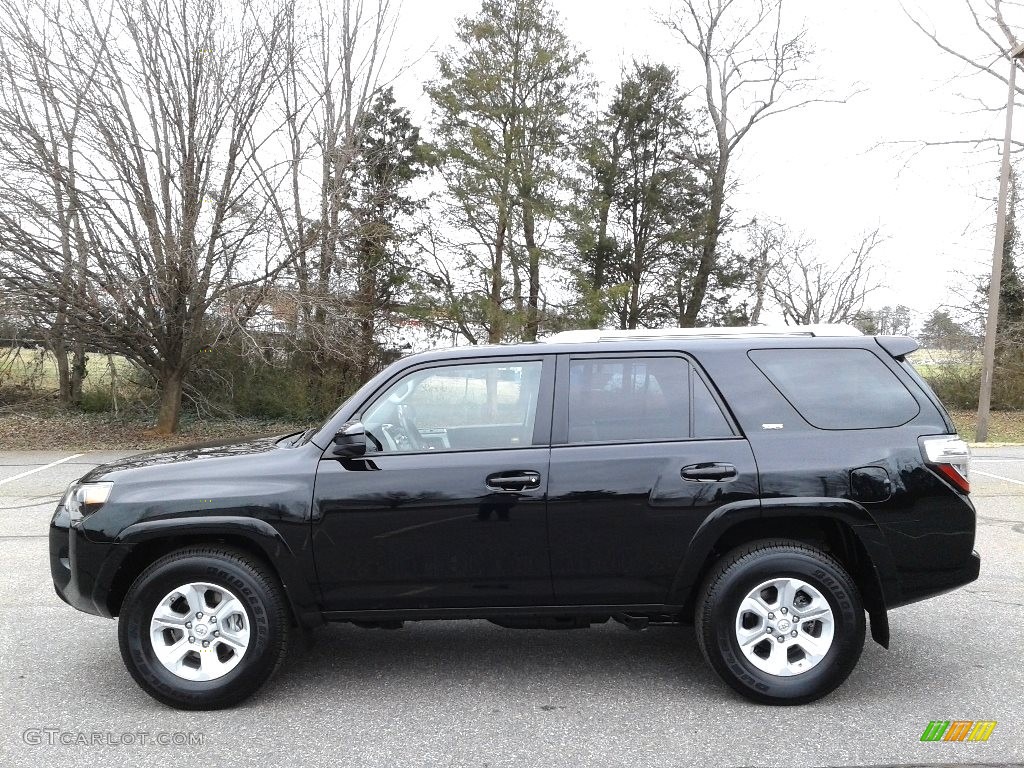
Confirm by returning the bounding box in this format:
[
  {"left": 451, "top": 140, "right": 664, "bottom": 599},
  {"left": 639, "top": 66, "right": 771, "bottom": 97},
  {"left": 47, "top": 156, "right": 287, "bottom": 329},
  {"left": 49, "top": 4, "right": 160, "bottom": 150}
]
[{"left": 0, "top": 446, "right": 1021, "bottom": 767}]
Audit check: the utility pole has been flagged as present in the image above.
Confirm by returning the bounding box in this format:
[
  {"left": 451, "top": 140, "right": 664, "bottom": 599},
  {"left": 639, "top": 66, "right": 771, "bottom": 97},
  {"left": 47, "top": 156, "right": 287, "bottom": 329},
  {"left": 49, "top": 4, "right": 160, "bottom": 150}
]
[{"left": 977, "top": 43, "right": 1024, "bottom": 443}]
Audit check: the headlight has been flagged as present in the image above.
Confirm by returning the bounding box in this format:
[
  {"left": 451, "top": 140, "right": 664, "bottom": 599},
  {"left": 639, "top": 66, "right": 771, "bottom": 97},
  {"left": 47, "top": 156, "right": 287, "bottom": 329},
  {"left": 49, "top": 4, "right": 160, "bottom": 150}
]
[{"left": 63, "top": 482, "right": 114, "bottom": 522}]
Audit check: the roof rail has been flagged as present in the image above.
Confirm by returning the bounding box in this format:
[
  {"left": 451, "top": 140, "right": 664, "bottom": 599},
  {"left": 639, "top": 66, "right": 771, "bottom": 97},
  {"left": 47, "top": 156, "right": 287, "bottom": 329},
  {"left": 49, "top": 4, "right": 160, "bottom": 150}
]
[{"left": 545, "top": 324, "right": 864, "bottom": 343}]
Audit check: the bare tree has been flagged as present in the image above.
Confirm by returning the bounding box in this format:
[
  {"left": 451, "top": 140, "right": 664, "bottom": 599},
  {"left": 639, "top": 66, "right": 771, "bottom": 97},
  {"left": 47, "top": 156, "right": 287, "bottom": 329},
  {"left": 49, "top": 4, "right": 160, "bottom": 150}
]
[
  {"left": 766, "top": 229, "right": 882, "bottom": 325},
  {"left": 0, "top": 0, "right": 95, "bottom": 403},
  {"left": 0, "top": 0, "right": 293, "bottom": 433},
  {"left": 900, "top": 0, "right": 1024, "bottom": 152},
  {"left": 254, "top": 0, "right": 400, "bottom": 395},
  {"left": 659, "top": 0, "right": 842, "bottom": 326},
  {"left": 745, "top": 218, "right": 786, "bottom": 324}
]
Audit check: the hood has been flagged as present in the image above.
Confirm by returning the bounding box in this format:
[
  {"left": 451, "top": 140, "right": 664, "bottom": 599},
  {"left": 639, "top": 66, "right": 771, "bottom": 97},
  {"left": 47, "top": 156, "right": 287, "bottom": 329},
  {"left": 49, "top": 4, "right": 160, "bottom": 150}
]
[{"left": 79, "top": 434, "right": 288, "bottom": 483}]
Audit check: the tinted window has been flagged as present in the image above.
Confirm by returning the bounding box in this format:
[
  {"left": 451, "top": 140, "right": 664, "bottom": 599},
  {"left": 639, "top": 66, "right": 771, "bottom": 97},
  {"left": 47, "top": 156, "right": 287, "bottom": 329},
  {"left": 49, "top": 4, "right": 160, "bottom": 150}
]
[
  {"left": 568, "top": 357, "right": 688, "bottom": 443},
  {"left": 748, "top": 348, "right": 919, "bottom": 430},
  {"left": 691, "top": 369, "right": 734, "bottom": 438},
  {"left": 362, "top": 361, "right": 543, "bottom": 452}
]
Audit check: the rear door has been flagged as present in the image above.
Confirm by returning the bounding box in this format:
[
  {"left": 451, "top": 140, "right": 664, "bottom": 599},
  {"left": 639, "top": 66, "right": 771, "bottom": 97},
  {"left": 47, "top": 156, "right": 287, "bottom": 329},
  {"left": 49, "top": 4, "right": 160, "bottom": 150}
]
[{"left": 546, "top": 352, "right": 759, "bottom": 605}]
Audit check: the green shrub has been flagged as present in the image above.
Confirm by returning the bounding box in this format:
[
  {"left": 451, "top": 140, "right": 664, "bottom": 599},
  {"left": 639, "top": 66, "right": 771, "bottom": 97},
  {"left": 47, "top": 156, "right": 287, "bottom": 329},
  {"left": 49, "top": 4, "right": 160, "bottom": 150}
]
[{"left": 920, "top": 353, "right": 1024, "bottom": 411}]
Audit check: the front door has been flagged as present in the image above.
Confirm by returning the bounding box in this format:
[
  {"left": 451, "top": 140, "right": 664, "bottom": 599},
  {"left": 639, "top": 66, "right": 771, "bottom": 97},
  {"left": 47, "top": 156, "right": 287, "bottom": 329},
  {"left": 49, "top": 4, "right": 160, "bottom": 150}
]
[
  {"left": 546, "top": 353, "right": 760, "bottom": 605},
  {"left": 313, "top": 356, "right": 554, "bottom": 611}
]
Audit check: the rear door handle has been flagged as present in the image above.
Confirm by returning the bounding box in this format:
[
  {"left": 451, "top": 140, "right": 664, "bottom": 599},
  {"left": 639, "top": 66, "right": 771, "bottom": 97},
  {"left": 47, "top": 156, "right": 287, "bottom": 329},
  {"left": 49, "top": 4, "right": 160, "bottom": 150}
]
[
  {"left": 486, "top": 471, "right": 541, "bottom": 492},
  {"left": 681, "top": 463, "right": 738, "bottom": 482}
]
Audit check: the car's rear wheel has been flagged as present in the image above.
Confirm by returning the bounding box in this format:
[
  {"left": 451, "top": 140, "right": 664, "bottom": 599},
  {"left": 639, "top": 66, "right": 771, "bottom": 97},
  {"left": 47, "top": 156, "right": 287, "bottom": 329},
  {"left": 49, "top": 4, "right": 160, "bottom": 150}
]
[
  {"left": 118, "top": 546, "right": 290, "bottom": 710},
  {"left": 695, "top": 539, "right": 865, "bottom": 705}
]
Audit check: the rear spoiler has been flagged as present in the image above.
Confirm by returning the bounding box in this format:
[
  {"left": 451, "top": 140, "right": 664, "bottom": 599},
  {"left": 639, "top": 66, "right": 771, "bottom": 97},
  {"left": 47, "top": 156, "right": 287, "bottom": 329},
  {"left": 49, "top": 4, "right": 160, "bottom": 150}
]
[{"left": 875, "top": 335, "right": 919, "bottom": 359}]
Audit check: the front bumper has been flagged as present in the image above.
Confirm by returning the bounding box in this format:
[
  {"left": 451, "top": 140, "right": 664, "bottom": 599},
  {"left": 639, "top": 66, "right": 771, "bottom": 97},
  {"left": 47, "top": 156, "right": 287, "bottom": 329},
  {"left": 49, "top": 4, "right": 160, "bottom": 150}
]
[{"left": 49, "top": 505, "right": 130, "bottom": 618}]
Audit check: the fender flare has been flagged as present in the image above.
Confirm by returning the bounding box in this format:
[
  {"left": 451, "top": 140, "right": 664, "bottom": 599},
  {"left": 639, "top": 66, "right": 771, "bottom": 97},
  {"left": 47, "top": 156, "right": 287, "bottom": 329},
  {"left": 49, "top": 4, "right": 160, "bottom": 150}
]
[
  {"left": 670, "top": 498, "right": 899, "bottom": 647},
  {"left": 114, "top": 516, "right": 322, "bottom": 629}
]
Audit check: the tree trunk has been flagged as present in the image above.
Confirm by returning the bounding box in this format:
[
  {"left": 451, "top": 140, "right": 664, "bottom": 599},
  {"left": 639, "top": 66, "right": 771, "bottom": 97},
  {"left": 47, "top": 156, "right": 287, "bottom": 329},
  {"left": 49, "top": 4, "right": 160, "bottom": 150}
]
[
  {"left": 488, "top": 123, "right": 516, "bottom": 345},
  {"left": 70, "top": 343, "right": 86, "bottom": 405},
  {"left": 356, "top": 238, "right": 377, "bottom": 382},
  {"left": 628, "top": 268, "right": 641, "bottom": 330},
  {"left": 749, "top": 239, "right": 771, "bottom": 326},
  {"left": 681, "top": 153, "right": 728, "bottom": 327},
  {"left": 154, "top": 368, "right": 185, "bottom": 434},
  {"left": 522, "top": 199, "right": 541, "bottom": 342},
  {"left": 589, "top": 129, "right": 621, "bottom": 327},
  {"left": 489, "top": 210, "right": 508, "bottom": 344},
  {"left": 53, "top": 322, "right": 71, "bottom": 404}
]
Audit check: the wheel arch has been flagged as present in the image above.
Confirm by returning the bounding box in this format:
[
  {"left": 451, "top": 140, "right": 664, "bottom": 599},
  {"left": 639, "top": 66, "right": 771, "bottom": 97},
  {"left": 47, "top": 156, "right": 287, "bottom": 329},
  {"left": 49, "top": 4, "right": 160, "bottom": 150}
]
[
  {"left": 106, "top": 517, "right": 322, "bottom": 629},
  {"left": 670, "top": 498, "right": 898, "bottom": 647}
]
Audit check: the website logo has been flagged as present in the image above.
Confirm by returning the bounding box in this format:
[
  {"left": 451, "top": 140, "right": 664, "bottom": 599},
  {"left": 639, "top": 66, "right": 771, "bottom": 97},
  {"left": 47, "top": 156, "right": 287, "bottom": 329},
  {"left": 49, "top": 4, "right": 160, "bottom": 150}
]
[{"left": 920, "top": 721, "right": 997, "bottom": 742}]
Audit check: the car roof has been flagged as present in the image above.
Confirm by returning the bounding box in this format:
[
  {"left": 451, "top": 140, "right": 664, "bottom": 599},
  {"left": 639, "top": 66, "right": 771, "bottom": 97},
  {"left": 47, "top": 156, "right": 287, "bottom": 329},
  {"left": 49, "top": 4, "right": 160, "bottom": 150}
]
[{"left": 397, "top": 325, "right": 905, "bottom": 365}]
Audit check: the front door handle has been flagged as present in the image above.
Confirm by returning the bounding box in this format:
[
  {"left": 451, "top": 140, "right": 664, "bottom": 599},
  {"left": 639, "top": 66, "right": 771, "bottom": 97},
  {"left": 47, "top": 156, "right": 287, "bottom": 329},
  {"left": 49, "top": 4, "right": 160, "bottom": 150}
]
[
  {"left": 681, "top": 463, "right": 738, "bottom": 482},
  {"left": 486, "top": 471, "right": 541, "bottom": 492}
]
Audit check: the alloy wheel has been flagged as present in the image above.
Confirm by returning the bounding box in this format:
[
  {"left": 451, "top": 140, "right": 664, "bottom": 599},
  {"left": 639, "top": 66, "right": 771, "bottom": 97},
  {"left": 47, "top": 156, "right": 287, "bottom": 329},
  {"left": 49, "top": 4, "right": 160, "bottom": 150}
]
[
  {"left": 148, "top": 581, "right": 250, "bottom": 681},
  {"left": 734, "top": 576, "right": 835, "bottom": 677}
]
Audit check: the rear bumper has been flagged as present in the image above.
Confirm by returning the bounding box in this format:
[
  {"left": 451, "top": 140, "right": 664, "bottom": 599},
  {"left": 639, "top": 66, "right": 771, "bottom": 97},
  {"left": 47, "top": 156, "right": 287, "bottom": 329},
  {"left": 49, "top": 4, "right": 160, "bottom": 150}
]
[
  {"left": 888, "top": 550, "right": 981, "bottom": 609},
  {"left": 49, "top": 505, "right": 129, "bottom": 618}
]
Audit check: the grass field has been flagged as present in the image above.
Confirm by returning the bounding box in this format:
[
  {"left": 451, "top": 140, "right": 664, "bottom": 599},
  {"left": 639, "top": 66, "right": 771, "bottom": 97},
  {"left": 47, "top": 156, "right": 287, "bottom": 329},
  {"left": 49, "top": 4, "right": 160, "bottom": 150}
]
[
  {"left": 948, "top": 408, "right": 1024, "bottom": 444},
  {"left": 0, "top": 408, "right": 301, "bottom": 449},
  {"left": 0, "top": 347, "right": 142, "bottom": 406}
]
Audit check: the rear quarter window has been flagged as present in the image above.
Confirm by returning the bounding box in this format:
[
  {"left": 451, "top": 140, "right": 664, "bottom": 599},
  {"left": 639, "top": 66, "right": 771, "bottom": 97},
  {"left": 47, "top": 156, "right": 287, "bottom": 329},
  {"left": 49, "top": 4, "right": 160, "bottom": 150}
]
[{"left": 748, "top": 348, "right": 920, "bottom": 430}]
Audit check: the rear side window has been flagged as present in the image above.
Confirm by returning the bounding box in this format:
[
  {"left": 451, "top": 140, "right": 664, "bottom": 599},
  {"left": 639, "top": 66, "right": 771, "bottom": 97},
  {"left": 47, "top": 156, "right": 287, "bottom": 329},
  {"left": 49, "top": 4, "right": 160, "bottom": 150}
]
[
  {"left": 691, "top": 369, "right": 733, "bottom": 438},
  {"left": 567, "top": 357, "right": 735, "bottom": 443},
  {"left": 748, "top": 348, "right": 919, "bottom": 430},
  {"left": 568, "top": 357, "right": 689, "bottom": 442}
]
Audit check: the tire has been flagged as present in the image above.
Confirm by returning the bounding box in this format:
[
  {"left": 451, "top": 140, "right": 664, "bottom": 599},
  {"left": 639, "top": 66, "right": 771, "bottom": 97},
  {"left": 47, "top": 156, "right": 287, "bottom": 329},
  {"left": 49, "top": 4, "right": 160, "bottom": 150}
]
[
  {"left": 695, "top": 539, "right": 865, "bottom": 705},
  {"left": 118, "top": 546, "right": 290, "bottom": 710}
]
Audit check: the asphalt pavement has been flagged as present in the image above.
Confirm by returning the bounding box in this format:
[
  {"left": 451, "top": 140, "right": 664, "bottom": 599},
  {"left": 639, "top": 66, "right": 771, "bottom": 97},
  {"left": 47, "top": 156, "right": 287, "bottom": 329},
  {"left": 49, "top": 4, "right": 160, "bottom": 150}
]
[{"left": 0, "top": 446, "right": 1021, "bottom": 767}]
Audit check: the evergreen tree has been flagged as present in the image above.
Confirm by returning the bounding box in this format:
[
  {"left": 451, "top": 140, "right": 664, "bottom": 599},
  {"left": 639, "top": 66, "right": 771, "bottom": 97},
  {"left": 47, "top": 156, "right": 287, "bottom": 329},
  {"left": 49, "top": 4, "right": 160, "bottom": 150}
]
[
  {"left": 347, "top": 88, "right": 432, "bottom": 380},
  {"left": 571, "top": 62, "right": 714, "bottom": 329},
  {"left": 425, "top": 0, "right": 588, "bottom": 343}
]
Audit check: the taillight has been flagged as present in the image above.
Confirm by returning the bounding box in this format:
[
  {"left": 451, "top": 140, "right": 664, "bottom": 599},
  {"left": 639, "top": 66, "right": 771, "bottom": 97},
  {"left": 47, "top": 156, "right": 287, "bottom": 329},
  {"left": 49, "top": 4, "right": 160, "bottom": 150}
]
[{"left": 920, "top": 436, "right": 970, "bottom": 494}]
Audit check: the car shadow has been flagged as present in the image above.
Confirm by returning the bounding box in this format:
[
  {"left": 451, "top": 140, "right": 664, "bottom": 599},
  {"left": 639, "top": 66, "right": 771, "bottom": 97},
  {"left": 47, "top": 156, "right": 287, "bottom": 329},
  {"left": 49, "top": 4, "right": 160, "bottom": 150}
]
[{"left": 273, "top": 620, "right": 710, "bottom": 695}]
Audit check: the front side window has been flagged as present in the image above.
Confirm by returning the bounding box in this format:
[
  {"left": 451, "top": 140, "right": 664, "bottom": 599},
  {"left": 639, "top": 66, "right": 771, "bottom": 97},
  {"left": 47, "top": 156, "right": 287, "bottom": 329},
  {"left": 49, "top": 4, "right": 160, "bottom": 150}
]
[{"left": 361, "top": 360, "right": 543, "bottom": 453}]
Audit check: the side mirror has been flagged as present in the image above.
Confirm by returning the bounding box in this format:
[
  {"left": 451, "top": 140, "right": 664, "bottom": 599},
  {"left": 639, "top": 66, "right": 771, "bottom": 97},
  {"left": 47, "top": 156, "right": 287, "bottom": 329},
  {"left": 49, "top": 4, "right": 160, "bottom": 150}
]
[{"left": 332, "top": 420, "right": 367, "bottom": 458}]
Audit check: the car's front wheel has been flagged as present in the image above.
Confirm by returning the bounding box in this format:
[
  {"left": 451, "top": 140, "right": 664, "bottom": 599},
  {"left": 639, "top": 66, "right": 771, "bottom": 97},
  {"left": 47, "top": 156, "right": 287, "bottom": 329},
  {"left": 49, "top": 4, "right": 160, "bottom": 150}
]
[
  {"left": 118, "top": 546, "right": 290, "bottom": 710},
  {"left": 696, "top": 539, "right": 865, "bottom": 705}
]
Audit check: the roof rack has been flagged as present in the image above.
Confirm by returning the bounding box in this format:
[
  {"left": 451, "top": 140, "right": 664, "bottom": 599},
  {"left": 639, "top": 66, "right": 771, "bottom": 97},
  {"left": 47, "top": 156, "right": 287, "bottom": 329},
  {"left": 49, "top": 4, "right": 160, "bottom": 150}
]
[{"left": 545, "top": 324, "right": 863, "bottom": 343}]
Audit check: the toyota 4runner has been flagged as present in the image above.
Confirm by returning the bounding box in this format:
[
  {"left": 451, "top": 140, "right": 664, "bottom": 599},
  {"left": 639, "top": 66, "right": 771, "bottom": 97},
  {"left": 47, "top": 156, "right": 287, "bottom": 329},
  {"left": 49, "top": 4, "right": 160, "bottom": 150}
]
[{"left": 50, "top": 324, "right": 979, "bottom": 709}]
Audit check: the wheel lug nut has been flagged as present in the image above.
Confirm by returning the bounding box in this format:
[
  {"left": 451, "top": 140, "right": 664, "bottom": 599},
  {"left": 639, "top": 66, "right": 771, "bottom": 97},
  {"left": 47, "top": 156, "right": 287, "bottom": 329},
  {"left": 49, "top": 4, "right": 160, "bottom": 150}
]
[
  {"left": 791, "top": 630, "right": 797, "bottom": 637},
  {"left": 186, "top": 622, "right": 192, "bottom": 629},
  {"left": 209, "top": 616, "right": 216, "bottom": 623},
  {"left": 781, "top": 607, "right": 788, "bottom": 614},
  {"left": 767, "top": 612, "right": 775, "bottom": 619},
  {"left": 776, "top": 635, "right": 785, "bottom": 643},
  {"left": 214, "top": 631, "right": 220, "bottom": 637},
  {"left": 766, "top": 627, "right": 773, "bottom": 633},
  {"left": 196, "top": 612, "right": 204, "bottom": 619},
  {"left": 202, "top": 640, "right": 209, "bottom": 647},
  {"left": 793, "top": 615, "right": 799, "bottom": 621},
  {"left": 188, "top": 636, "right": 195, "bottom": 643}
]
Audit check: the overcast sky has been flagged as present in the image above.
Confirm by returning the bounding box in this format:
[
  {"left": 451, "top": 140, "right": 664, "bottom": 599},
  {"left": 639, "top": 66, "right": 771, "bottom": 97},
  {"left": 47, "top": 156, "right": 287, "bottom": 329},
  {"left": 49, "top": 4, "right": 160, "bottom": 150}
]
[{"left": 387, "top": 0, "right": 1017, "bottom": 325}]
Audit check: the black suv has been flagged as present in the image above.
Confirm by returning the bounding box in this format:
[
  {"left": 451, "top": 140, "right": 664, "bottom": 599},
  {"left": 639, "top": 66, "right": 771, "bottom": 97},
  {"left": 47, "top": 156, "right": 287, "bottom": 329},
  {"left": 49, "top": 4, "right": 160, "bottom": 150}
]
[{"left": 50, "top": 325, "right": 979, "bottom": 709}]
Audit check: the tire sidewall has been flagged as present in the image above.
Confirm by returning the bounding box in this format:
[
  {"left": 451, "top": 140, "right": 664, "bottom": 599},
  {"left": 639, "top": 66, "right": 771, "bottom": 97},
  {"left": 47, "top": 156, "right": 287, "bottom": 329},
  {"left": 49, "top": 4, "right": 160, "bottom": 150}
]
[
  {"left": 705, "top": 550, "right": 864, "bottom": 703},
  {"left": 119, "top": 554, "right": 280, "bottom": 708}
]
